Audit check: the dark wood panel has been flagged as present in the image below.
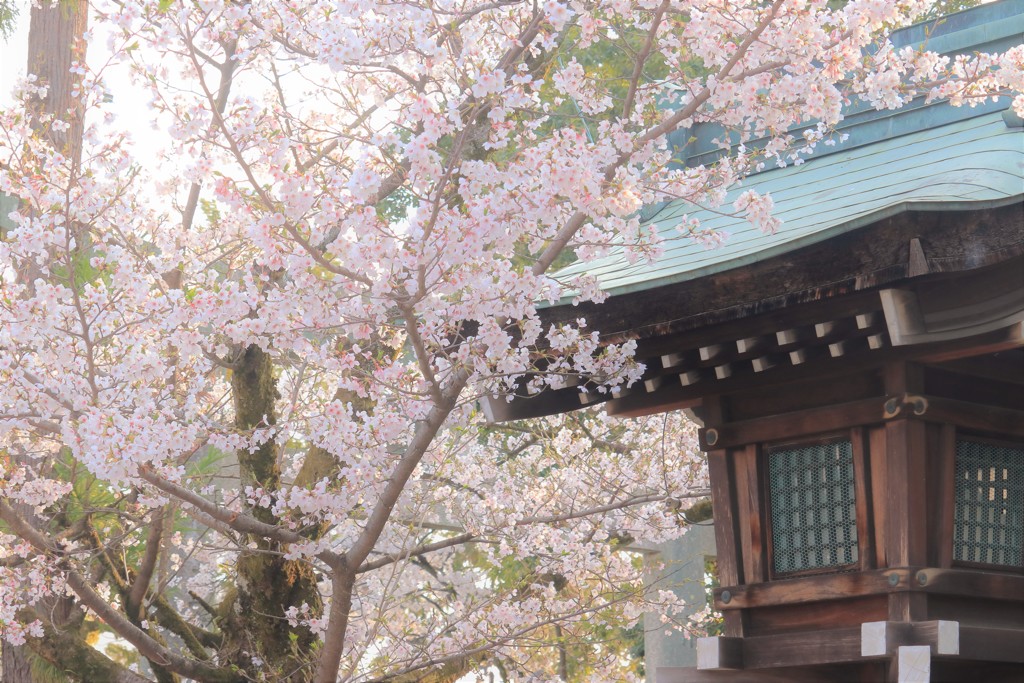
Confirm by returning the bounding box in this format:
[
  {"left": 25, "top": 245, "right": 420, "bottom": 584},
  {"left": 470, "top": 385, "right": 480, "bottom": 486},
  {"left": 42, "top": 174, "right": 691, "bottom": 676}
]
[
  {"left": 701, "top": 398, "right": 884, "bottom": 450},
  {"left": 659, "top": 663, "right": 886, "bottom": 683},
  {"left": 726, "top": 367, "right": 883, "bottom": 421},
  {"left": 931, "top": 660, "right": 1024, "bottom": 683},
  {"left": 925, "top": 363, "right": 1024, "bottom": 411},
  {"left": 921, "top": 396, "right": 1024, "bottom": 438},
  {"left": 742, "top": 626, "right": 864, "bottom": 668},
  {"left": 928, "top": 595, "right": 1024, "bottom": 629},
  {"left": 957, "top": 626, "right": 1024, "bottom": 663},
  {"left": 745, "top": 596, "right": 887, "bottom": 636}
]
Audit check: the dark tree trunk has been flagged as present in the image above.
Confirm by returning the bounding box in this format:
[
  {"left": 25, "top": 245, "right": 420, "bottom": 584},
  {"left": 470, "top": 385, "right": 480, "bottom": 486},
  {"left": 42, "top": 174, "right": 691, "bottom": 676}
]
[
  {"left": 4, "top": 3, "right": 89, "bottom": 681},
  {"left": 2, "top": 645, "right": 34, "bottom": 683},
  {"left": 26, "top": 0, "right": 88, "bottom": 166},
  {"left": 220, "top": 345, "right": 321, "bottom": 681}
]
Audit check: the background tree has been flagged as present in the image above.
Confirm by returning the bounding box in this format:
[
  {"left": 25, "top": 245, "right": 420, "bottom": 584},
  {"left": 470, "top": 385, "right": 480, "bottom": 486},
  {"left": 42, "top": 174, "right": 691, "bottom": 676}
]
[{"left": 0, "top": 1, "right": 1021, "bottom": 682}]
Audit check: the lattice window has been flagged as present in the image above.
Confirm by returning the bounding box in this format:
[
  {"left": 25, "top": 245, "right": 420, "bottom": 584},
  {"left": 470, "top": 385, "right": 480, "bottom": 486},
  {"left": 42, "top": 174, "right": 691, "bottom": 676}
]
[
  {"left": 768, "top": 440, "right": 858, "bottom": 575},
  {"left": 953, "top": 439, "right": 1024, "bottom": 568}
]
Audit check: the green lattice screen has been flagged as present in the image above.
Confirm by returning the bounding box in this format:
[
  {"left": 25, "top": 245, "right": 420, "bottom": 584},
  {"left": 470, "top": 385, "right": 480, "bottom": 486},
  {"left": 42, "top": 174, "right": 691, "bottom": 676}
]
[
  {"left": 768, "top": 440, "right": 858, "bottom": 574},
  {"left": 953, "top": 439, "right": 1024, "bottom": 567}
]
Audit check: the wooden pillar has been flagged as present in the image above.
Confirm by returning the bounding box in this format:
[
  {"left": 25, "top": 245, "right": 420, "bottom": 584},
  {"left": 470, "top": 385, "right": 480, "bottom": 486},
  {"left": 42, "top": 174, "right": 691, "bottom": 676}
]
[
  {"left": 703, "top": 396, "right": 748, "bottom": 637},
  {"left": 734, "top": 443, "right": 767, "bottom": 585},
  {"left": 884, "top": 362, "right": 928, "bottom": 622},
  {"left": 931, "top": 424, "right": 956, "bottom": 568}
]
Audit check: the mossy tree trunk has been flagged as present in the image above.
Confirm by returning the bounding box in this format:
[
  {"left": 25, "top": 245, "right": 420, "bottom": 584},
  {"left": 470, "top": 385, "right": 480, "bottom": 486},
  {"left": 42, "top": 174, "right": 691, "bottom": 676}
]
[{"left": 220, "top": 345, "right": 322, "bottom": 681}]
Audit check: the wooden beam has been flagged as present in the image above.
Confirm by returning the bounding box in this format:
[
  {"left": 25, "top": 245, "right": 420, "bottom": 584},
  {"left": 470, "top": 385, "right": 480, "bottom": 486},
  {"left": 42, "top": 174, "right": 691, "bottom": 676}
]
[
  {"left": 920, "top": 395, "right": 1024, "bottom": 438},
  {"left": 714, "top": 569, "right": 909, "bottom": 610},
  {"left": 480, "top": 385, "right": 597, "bottom": 422},
  {"left": 957, "top": 626, "right": 1024, "bottom": 663},
  {"left": 742, "top": 627, "right": 864, "bottom": 668},
  {"left": 829, "top": 339, "right": 852, "bottom": 357},
  {"left": 606, "top": 324, "right": 1022, "bottom": 421},
  {"left": 704, "top": 397, "right": 746, "bottom": 638},
  {"left": 912, "top": 568, "right": 1024, "bottom": 602},
  {"left": 913, "top": 621, "right": 959, "bottom": 656},
  {"left": 852, "top": 428, "right": 876, "bottom": 570},
  {"left": 662, "top": 351, "right": 687, "bottom": 368},
  {"left": 658, "top": 665, "right": 866, "bottom": 683},
  {"left": 892, "top": 645, "right": 930, "bottom": 683},
  {"left": 700, "top": 344, "right": 725, "bottom": 362},
  {"left": 880, "top": 289, "right": 928, "bottom": 345},
  {"left": 861, "top": 621, "right": 959, "bottom": 658},
  {"left": 776, "top": 328, "right": 805, "bottom": 347},
  {"left": 862, "top": 621, "right": 902, "bottom": 657},
  {"left": 714, "top": 568, "right": 1024, "bottom": 613},
  {"left": 644, "top": 376, "right": 663, "bottom": 392},
  {"left": 698, "top": 397, "right": 885, "bottom": 451},
  {"left": 815, "top": 320, "right": 840, "bottom": 338},
  {"left": 737, "top": 336, "right": 767, "bottom": 354},
  {"left": 928, "top": 351, "right": 1024, "bottom": 386},
  {"left": 914, "top": 321, "right": 1023, "bottom": 362},
  {"left": 907, "top": 238, "right": 929, "bottom": 277},
  {"left": 857, "top": 311, "right": 882, "bottom": 330},
  {"left": 697, "top": 636, "right": 743, "bottom": 670},
  {"left": 660, "top": 624, "right": 1023, "bottom": 683}
]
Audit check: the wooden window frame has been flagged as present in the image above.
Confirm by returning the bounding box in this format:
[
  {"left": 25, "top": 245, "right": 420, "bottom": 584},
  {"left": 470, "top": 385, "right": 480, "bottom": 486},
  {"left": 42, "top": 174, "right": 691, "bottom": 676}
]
[
  {"left": 762, "top": 431, "right": 868, "bottom": 581},
  {"left": 950, "top": 431, "right": 1024, "bottom": 573}
]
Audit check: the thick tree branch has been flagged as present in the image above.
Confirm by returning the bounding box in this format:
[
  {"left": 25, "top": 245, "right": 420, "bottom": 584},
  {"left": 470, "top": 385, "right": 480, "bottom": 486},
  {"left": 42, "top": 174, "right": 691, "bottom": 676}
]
[
  {"left": 138, "top": 468, "right": 344, "bottom": 567},
  {"left": 0, "top": 500, "right": 241, "bottom": 683},
  {"left": 127, "top": 506, "right": 165, "bottom": 616}
]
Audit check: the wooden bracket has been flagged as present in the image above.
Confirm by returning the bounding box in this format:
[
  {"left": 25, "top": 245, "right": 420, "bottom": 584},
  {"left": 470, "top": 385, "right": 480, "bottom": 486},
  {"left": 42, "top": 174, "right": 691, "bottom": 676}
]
[
  {"left": 882, "top": 394, "right": 929, "bottom": 419},
  {"left": 861, "top": 620, "right": 959, "bottom": 658},
  {"left": 907, "top": 238, "right": 929, "bottom": 278},
  {"left": 697, "top": 636, "right": 743, "bottom": 670}
]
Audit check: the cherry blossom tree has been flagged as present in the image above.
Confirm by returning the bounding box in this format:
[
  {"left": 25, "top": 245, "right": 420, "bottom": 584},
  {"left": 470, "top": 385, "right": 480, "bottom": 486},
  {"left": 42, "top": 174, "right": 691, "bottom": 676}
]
[{"left": 0, "top": 0, "right": 1021, "bottom": 681}]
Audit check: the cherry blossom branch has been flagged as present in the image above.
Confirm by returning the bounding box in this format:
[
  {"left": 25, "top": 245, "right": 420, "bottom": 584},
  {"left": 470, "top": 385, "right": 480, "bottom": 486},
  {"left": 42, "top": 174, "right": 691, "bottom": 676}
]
[
  {"left": 357, "top": 531, "right": 477, "bottom": 574},
  {"left": 352, "top": 486, "right": 707, "bottom": 577},
  {"left": 137, "top": 467, "right": 344, "bottom": 567},
  {"left": 181, "top": 36, "right": 373, "bottom": 286},
  {"left": 362, "top": 589, "right": 649, "bottom": 682},
  {"left": 400, "top": 303, "right": 445, "bottom": 404},
  {"left": 126, "top": 506, "right": 164, "bottom": 616},
  {"left": 622, "top": 0, "right": 670, "bottom": 120},
  {"left": 0, "top": 500, "right": 241, "bottom": 683},
  {"left": 178, "top": 38, "right": 237, "bottom": 256}
]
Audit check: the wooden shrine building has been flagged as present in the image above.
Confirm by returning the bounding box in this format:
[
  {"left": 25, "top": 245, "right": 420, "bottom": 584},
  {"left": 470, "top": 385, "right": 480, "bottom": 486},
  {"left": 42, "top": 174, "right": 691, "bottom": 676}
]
[{"left": 488, "top": 2, "right": 1024, "bottom": 681}]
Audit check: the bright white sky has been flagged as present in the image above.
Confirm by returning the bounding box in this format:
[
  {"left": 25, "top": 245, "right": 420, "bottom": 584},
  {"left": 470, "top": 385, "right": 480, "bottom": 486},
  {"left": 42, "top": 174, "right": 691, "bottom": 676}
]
[{"left": 0, "top": 7, "right": 28, "bottom": 104}]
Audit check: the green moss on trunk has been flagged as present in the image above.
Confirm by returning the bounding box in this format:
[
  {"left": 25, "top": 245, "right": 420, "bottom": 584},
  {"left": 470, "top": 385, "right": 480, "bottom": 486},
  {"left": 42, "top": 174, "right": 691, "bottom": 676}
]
[{"left": 222, "top": 345, "right": 322, "bottom": 681}]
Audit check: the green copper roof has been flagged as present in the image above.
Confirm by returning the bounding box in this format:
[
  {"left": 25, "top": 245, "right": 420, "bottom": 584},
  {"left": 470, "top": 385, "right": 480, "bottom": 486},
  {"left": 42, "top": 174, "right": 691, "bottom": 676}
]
[{"left": 555, "top": 110, "right": 1024, "bottom": 301}]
